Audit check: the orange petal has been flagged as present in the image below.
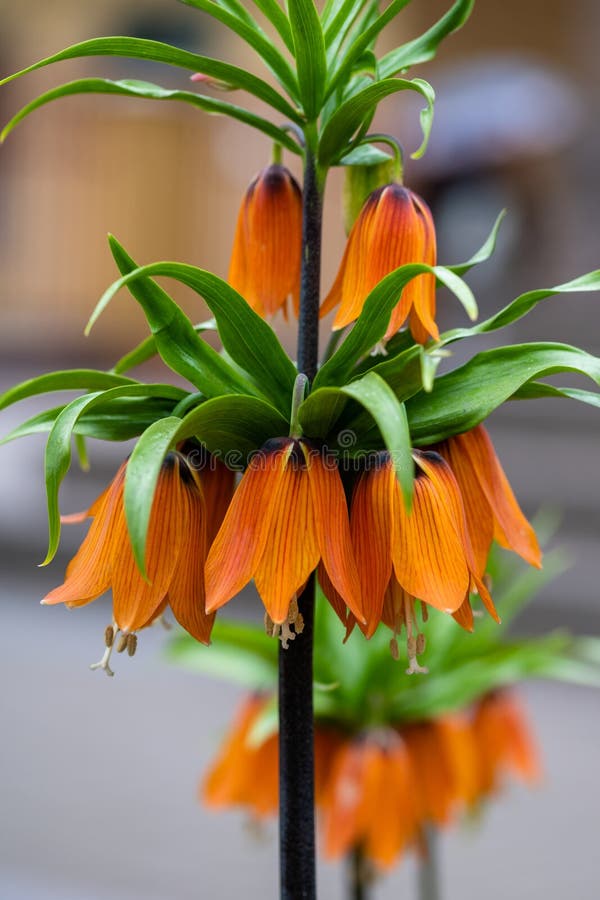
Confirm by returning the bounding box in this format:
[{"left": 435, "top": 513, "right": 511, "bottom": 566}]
[
  {"left": 456, "top": 427, "right": 542, "bottom": 568},
  {"left": 305, "top": 446, "right": 364, "bottom": 624},
  {"left": 42, "top": 465, "right": 125, "bottom": 607},
  {"left": 392, "top": 455, "right": 471, "bottom": 612},
  {"left": 205, "top": 443, "right": 290, "bottom": 613},
  {"left": 112, "top": 456, "right": 188, "bottom": 632},
  {"left": 253, "top": 456, "right": 320, "bottom": 624},
  {"left": 167, "top": 483, "right": 214, "bottom": 644},
  {"left": 350, "top": 463, "right": 395, "bottom": 635}
]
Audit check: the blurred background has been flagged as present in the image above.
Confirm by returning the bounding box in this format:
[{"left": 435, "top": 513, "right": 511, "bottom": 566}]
[{"left": 0, "top": 0, "right": 599, "bottom": 897}]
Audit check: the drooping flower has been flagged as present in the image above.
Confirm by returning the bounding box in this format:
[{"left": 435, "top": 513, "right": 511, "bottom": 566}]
[
  {"left": 228, "top": 164, "right": 303, "bottom": 318},
  {"left": 202, "top": 694, "right": 340, "bottom": 819},
  {"left": 321, "top": 730, "right": 418, "bottom": 869},
  {"left": 43, "top": 448, "right": 231, "bottom": 674},
  {"left": 348, "top": 450, "right": 498, "bottom": 668},
  {"left": 320, "top": 183, "right": 437, "bottom": 344},
  {"left": 436, "top": 425, "right": 542, "bottom": 577},
  {"left": 204, "top": 438, "right": 364, "bottom": 642},
  {"left": 203, "top": 695, "right": 279, "bottom": 818},
  {"left": 470, "top": 692, "right": 541, "bottom": 801}
]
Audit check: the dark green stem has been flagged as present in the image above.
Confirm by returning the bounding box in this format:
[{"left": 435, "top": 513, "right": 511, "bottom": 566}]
[
  {"left": 348, "top": 846, "right": 370, "bottom": 900},
  {"left": 418, "top": 826, "right": 441, "bottom": 900},
  {"left": 278, "top": 138, "right": 324, "bottom": 900}
]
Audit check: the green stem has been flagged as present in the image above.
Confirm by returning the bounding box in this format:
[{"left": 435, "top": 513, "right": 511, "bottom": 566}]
[
  {"left": 348, "top": 846, "right": 370, "bottom": 900},
  {"left": 278, "top": 128, "right": 325, "bottom": 900},
  {"left": 418, "top": 826, "right": 441, "bottom": 900}
]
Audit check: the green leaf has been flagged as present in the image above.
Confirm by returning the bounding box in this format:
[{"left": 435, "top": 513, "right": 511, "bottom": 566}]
[
  {"left": 448, "top": 209, "right": 507, "bottom": 276},
  {"left": 512, "top": 381, "right": 600, "bottom": 409},
  {"left": 287, "top": 0, "right": 327, "bottom": 118},
  {"left": 406, "top": 342, "right": 600, "bottom": 445},
  {"left": 250, "top": 0, "right": 295, "bottom": 53},
  {"left": 1, "top": 396, "right": 182, "bottom": 445},
  {"left": 107, "top": 236, "right": 261, "bottom": 400},
  {"left": 176, "top": 394, "right": 288, "bottom": 456},
  {"left": 379, "top": 0, "right": 474, "bottom": 77},
  {"left": 298, "top": 387, "right": 353, "bottom": 439},
  {"left": 339, "top": 144, "right": 393, "bottom": 166},
  {"left": 315, "top": 264, "right": 473, "bottom": 390},
  {"left": 166, "top": 620, "right": 278, "bottom": 690},
  {"left": 443, "top": 269, "right": 600, "bottom": 345},
  {"left": 0, "top": 369, "right": 136, "bottom": 413},
  {"left": 124, "top": 417, "right": 183, "bottom": 576},
  {"left": 319, "top": 77, "right": 435, "bottom": 164},
  {"left": 43, "top": 384, "right": 183, "bottom": 566},
  {"left": 99, "top": 247, "right": 298, "bottom": 416},
  {"left": 1, "top": 79, "right": 301, "bottom": 152},
  {"left": 179, "top": 0, "right": 298, "bottom": 98},
  {"left": 340, "top": 373, "right": 413, "bottom": 507},
  {"left": 324, "top": 0, "right": 411, "bottom": 101},
  {"left": 111, "top": 319, "right": 217, "bottom": 375},
  {"left": 0, "top": 36, "right": 301, "bottom": 122}
]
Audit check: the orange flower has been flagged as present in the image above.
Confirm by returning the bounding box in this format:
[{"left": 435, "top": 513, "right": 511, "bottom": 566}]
[
  {"left": 436, "top": 425, "right": 542, "bottom": 577},
  {"left": 203, "top": 695, "right": 279, "bottom": 818},
  {"left": 43, "top": 449, "right": 230, "bottom": 674},
  {"left": 204, "top": 438, "right": 364, "bottom": 636},
  {"left": 470, "top": 692, "right": 541, "bottom": 800},
  {"left": 321, "top": 731, "right": 418, "bottom": 869},
  {"left": 320, "top": 183, "right": 437, "bottom": 344},
  {"left": 228, "top": 164, "right": 302, "bottom": 318},
  {"left": 349, "top": 450, "right": 498, "bottom": 667},
  {"left": 202, "top": 695, "right": 341, "bottom": 819}
]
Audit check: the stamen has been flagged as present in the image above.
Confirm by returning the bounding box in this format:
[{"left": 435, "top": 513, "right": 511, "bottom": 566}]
[
  {"left": 116, "top": 633, "right": 129, "bottom": 654},
  {"left": 389, "top": 637, "right": 400, "bottom": 660},
  {"left": 126, "top": 633, "right": 138, "bottom": 657},
  {"left": 370, "top": 340, "right": 389, "bottom": 357},
  {"left": 264, "top": 598, "right": 305, "bottom": 648},
  {"left": 90, "top": 622, "right": 118, "bottom": 677}
]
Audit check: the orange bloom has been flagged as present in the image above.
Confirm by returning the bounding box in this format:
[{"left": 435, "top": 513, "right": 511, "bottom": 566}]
[
  {"left": 349, "top": 450, "right": 498, "bottom": 663},
  {"left": 203, "top": 695, "right": 279, "bottom": 818},
  {"left": 321, "top": 731, "right": 418, "bottom": 869},
  {"left": 204, "top": 438, "right": 364, "bottom": 633},
  {"left": 43, "top": 449, "right": 231, "bottom": 674},
  {"left": 470, "top": 692, "right": 541, "bottom": 800},
  {"left": 436, "top": 425, "right": 542, "bottom": 577},
  {"left": 228, "top": 164, "right": 302, "bottom": 318},
  {"left": 202, "top": 695, "right": 341, "bottom": 819},
  {"left": 320, "top": 183, "right": 437, "bottom": 344}
]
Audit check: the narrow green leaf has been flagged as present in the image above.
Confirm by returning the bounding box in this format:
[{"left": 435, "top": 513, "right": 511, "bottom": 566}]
[
  {"left": 297, "top": 387, "right": 352, "bottom": 439},
  {"left": 315, "top": 263, "right": 473, "bottom": 389},
  {"left": 0, "top": 36, "right": 301, "bottom": 122},
  {"left": 2, "top": 79, "right": 301, "bottom": 152},
  {"left": 107, "top": 236, "right": 260, "bottom": 400},
  {"left": 511, "top": 382, "right": 600, "bottom": 409},
  {"left": 448, "top": 209, "right": 507, "bottom": 276},
  {"left": 98, "top": 249, "right": 297, "bottom": 416},
  {"left": 124, "top": 417, "right": 183, "bottom": 576},
  {"left": 175, "top": 394, "right": 288, "bottom": 457},
  {"left": 0, "top": 369, "right": 136, "bottom": 413},
  {"left": 166, "top": 620, "right": 278, "bottom": 689},
  {"left": 74, "top": 433, "right": 90, "bottom": 472},
  {"left": 43, "top": 384, "right": 181, "bottom": 565},
  {"left": 442, "top": 269, "right": 600, "bottom": 346},
  {"left": 319, "top": 77, "right": 434, "bottom": 165},
  {"left": 287, "top": 0, "right": 327, "bottom": 118},
  {"left": 111, "top": 319, "right": 216, "bottom": 375},
  {"left": 324, "top": 0, "right": 411, "bottom": 101},
  {"left": 179, "top": 0, "right": 299, "bottom": 99},
  {"left": 340, "top": 373, "right": 414, "bottom": 507},
  {"left": 406, "top": 342, "right": 600, "bottom": 445},
  {"left": 251, "top": 0, "right": 295, "bottom": 53},
  {"left": 379, "top": 0, "right": 474, "bottom": 76},
  {"left": 1, "top": 398, "right": 182, "bottom": 445}
]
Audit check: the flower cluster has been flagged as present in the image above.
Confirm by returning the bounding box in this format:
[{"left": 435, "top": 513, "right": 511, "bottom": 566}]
[
  {"left": 202, "top": 691, "right": 540, "bottom": 870},
  {"left": 44, "top": 168, "right": 541, "bottom": 672}
]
